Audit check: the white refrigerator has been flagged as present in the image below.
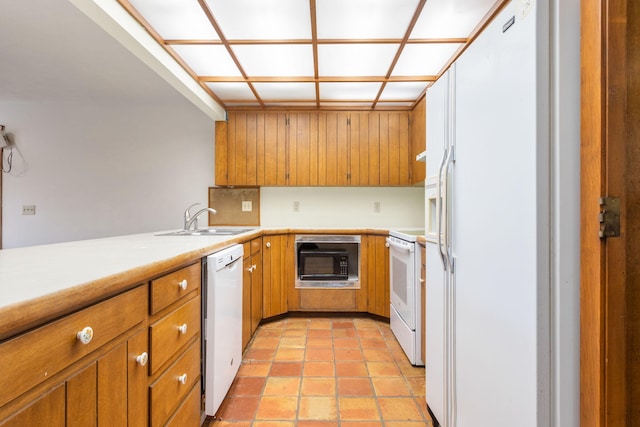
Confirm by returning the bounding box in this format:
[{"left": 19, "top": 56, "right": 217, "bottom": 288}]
[{"left": 425, "top": 2, "right": 550, "bottom": 426}]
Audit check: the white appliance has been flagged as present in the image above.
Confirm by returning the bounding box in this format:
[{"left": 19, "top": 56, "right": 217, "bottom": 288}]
[
  {"left": 425, "top": 2, "right": 550, "bottom": 427},
  {"left": 387, "top": 229, "right": 424, "bottom": 366},
  {"left": 205, "top": 244, "right": 243, "bottom": 416}
]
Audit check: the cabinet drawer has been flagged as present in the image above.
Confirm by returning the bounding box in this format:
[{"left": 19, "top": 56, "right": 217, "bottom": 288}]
[
  {"left": 150, "top": 341, "right": 200, "bottom": 427},
  {"left": 0, "top": 285, "right": 147, "bottom": 408},
  {"left": 150, "top": 263, "right": 201, "bottom": 314},
  {"left": 150, "top": 296, "right": 200, "bottom": 373},
  {"left": 164, "top": 380, "right": 201, "bottom": 427},
  {"left": 251, "top": 237, "right": 262, "bottom": 255}
]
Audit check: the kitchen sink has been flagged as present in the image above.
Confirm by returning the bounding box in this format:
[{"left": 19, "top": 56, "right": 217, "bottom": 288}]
[{"left": 157, "top": 228, "right": 255, "bottom": 236}]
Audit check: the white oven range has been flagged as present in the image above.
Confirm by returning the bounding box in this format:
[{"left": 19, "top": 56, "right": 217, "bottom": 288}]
[{"left": 387, "top": 229, "right": 424, "bottom": 366}]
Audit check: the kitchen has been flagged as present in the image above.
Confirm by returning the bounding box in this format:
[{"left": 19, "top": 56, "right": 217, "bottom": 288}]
[{"left": 1, "top": 0, "right": 614, "bottom": 426}]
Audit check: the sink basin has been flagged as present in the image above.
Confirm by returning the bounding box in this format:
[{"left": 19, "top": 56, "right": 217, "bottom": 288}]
[{"left": 157, "top": 228, "right": 255, "bottom": 237}]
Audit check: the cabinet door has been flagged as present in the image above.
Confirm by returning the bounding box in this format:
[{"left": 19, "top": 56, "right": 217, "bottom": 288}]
[
  {"left": 127, "top": 329, "right": 149, "bottom": 427},
  {"left": 263, "top": 235, "right": 288, "bottom": 318},
  {"left": 227, "top": 112, "right": 259, "bottom": 186},
  {"left": 368, "top": 112, "right": 411, "bottom": 186},
  {"left": 289, "top": 112, "right": 318, "bottom": 186},
  {"left": 262, "top": 112, "right": 288, "bottom": 185},
  {"left": 410, "top": 97, "right": 427, "bottom": 184},
  {"left": 0, "top": 385, "right": 65, "bottom": 427},
  {"left": 319, "top": 112, "right": 349, "bottom": 186},
  {"left": 349, "top": 112, "right": 369, "bottom": 185},
  {"left": 242, "top": 254, "right": 252, "bottom": 350},
  {"left": 250, "top": 250, "right": 263, "bottom": 334},
  {"left": 215, "top": 121, "right": 228, "bottom": 186},
  {"left": 366, "top": 235, "right": 390, "bottom": 317},
  {"left": 65, "top": 342, "right": 128, "bottom": 426}
]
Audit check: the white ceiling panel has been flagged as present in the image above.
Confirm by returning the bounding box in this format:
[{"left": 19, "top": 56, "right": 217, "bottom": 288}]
[
  {"left": 393, "top": 43, "right": 463, "bottom": 76},
  {"left": 120, "top": 0, "right": 504, "bottom": 109},
  {"left": 172, "top": 45, "right": 241, "bottom": 76},
  {"left": 316, "top": 0, "right": 420, "bottom": 39},
  {"left": 380, "top": 82, "right": 429, "bottom": 100},
  {"left": 232, "top": 44, "right": 315, "bottom": 77},
  {"left": 128, "top": 0, "right": 219, "bottom": 40},
  {"left": 204, "top": 0, "right": 311, "bottom": 39},
  {"left": 320, "top": 82, "right": 382, "bottom": 100},
  {"left": 411, "top": 0, "right": 497, "bottom": 38},
  {"left": 253, "top": 82, "right": 316, "bottom": 100},
  {"left": 318, "top": 44, "right": 400, "bottom": 77},
  {"left": 205, "top": 82, "right": 256, "bottom": 100}
]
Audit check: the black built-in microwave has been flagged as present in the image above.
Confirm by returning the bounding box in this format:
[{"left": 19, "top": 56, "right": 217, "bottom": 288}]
[{"left": 298, "top": 245, "right": 349, "bottom": 280}]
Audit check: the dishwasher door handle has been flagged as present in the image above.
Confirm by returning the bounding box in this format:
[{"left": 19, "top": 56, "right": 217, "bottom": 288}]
[{"left": 386, "top": 238, "right": 413, "bottom": 253}]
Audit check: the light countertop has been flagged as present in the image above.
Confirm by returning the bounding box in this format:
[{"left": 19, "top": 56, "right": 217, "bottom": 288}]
[{"left": 0, "top": 227, "right": 395, "bottom": 339}]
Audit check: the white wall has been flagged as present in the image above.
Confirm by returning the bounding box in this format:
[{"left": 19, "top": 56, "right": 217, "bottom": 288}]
[
  {"left": 260, "top": 186, "right": 424, "bottom": 229},
  {"left": 1, "top": 99, "right": 214, "bottom": 248}
]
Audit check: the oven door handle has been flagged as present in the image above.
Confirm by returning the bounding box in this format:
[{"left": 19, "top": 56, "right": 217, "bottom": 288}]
[{"left": 385, "top": 238, "right": 414, "bottom": 253}]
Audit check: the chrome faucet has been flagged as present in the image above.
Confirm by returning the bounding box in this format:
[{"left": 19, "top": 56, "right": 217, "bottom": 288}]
[{"left": 183, "top": 203, "right": 217, "bottom": 231}]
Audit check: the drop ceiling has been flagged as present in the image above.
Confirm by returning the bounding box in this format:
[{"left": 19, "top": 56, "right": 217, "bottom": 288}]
[{"left": 119, "top": 0, "right": 506, "bottom": 110}]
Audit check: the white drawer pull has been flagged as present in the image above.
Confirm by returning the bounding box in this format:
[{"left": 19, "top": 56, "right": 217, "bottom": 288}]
[
  {"left": 136, "top": 352, "right": 148, "bottom": 366},
  {"left": 76, "top": 326, "right": 94, "bottom": 345},
  {"left": 385, "top": 242, "right": 390, "bottom": 248},
  {"left": 178, "top": 374, "right": 188, "bottom": 385},
  {"left": 266, "top": 242, "right": 271, "bottom": 248},
  {"left": 178, "top": 279, "right": 188, "bottom": 290},
  {"left": 177, "top": 323, "right": 188, "bottom": 335}
]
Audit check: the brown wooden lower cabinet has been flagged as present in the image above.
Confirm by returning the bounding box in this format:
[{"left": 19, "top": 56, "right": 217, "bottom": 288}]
[
  {"left": 243, "top": 237, "right": 263, "bottom": 349},
  {"left": 0, "top": 262, "right": 203, "bottom": 427},
  {"left": 284, "top": 234, "right": 388, "bottom": 315},
  {"left": 263, "top": 234, "right": 290, "bottom": 318},
  {"left": 365, "top": 234, "right": 390, "bottom": 318},
  {"left": 0, "top": 385, "right": 65, "bottom": 427},
  {"left": 0, "top": 286, "right": 148, "bottom": 426}
]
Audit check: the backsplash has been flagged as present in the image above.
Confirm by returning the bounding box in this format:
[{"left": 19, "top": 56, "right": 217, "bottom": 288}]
[{"left": 259, "top": 186, "right": 425, "bottom": 229}]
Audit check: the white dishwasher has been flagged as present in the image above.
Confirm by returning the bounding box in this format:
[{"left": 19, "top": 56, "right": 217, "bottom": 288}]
[{"left": 204, "top": 244, "right": 243, "bottom": 417}]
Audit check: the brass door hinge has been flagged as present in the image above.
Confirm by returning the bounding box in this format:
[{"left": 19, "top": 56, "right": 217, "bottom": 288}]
[{"left": 599, "top": 196, "right": 620, "bottom": 238}]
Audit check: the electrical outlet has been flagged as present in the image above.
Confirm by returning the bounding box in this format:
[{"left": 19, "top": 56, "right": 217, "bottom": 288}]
[
  {"left": 374, "top": 201, "right": 381, "bottom": 213},
  {"left": 242, "top": 200, "right": 252, "bottom": 212},
  {"left": 23, "top": 205, "right": 36, "bottom": 215},
  {"left": 293, "top": 201, "right": 300, "bottom": 212}
]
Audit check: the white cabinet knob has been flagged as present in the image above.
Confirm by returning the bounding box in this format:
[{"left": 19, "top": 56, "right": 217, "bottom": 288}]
[
  {"left": 76, "top": 326, "right": 94, "bottom": 345},
  {"left": 136, "top": 352, "right": 149, "bottom": 366},
  {"left": 385, "top": 242, "right": 390, "bottom": 248},
  {"left": 178, "top": 374, "right": 188, "bottom": 385},
  {"left": 266, "top": 242, "right": 271, "bottom": 248},
  {"left": 177, "top": 323, "right": 188, "bottom": 335},
  {"left": 178, "top": 279, "right": 188, "bottom": 290}
]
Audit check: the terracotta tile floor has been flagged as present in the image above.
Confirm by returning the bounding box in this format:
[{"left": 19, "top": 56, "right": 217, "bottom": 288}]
[{"left": 204, "top": 316, "right": 433, "bottom": 426}]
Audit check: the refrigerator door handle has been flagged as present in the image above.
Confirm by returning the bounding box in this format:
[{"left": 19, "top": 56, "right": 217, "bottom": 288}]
[
  {"left": 443, "top": 146, "right": 455, "bottom": 273},
  {"left": 436, "top": 146, "right": 448, "bottom": 270}
]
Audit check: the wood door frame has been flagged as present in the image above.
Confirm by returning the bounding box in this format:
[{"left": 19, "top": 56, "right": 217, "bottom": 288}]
[{"left": 580, "top": 0, "right": 631, "bottom": 425}]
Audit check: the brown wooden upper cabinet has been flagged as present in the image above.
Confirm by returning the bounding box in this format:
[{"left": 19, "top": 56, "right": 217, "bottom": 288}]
[{"left": 216, "top": 109, "right": 426, "bottom": 186}]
